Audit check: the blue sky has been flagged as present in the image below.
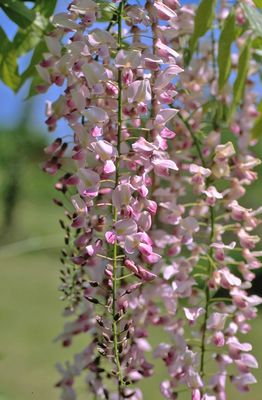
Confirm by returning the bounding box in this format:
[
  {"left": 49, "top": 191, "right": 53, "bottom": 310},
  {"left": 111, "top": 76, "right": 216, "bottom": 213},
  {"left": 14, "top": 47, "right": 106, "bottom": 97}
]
[{"left": 0, "top": 0, "right": 197, "bottom": 133}]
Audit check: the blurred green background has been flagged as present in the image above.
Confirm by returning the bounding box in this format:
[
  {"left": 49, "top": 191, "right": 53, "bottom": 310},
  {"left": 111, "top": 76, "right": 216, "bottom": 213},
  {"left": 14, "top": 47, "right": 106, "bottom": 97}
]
[{"left": 0, "top": 107, "right": 261, "bottom": 400}]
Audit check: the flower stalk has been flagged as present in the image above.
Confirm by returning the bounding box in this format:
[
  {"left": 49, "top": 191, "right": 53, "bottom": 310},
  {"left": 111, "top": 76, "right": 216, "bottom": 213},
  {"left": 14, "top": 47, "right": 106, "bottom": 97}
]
[{"left": 112, "top": 3, "right": 124, "bottom": 392}]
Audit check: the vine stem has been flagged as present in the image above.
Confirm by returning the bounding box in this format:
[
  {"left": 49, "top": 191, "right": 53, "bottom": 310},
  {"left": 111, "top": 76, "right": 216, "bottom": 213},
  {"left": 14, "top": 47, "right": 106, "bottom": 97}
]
[
  {"left": 200, "top": 206, "right": 215, "bottom": 377},
  {"left": 177, "top": 109, "right": 216, "bottom": 379},
  {"left": 200, "top": 26, "right": 219, "bottom": 378},
  {"left": 177, "top": 112, "right": 206, "bottom": 167},
  {"left": 112, "top": 1, "right": 125, "bottom": 396}
]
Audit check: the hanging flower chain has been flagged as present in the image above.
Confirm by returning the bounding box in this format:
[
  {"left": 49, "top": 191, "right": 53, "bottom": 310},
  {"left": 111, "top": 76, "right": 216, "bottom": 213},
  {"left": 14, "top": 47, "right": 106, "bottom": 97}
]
[{"left": 38, "top": 0, "right": 261, "bottom": 399}]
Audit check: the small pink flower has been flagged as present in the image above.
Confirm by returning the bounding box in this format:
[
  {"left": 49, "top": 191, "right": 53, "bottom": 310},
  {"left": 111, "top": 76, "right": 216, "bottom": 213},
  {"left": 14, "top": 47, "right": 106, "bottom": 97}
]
[
  {"left": 204, "top": 186, "right": 223, "bottom": 206},
  {"left": 192, "top": 389, "right": 201, "bottom": 400},
  {"left": 124, "top": 259, "right": 156, "bottom": 281},
  {"left": 219, "top": 268, "right": 241, "bottom": 289},
  {"left": 238, "top": 228, "right": 260, "bottom": 249},
  {"left": 155, "top": 108, "right": 178, "bottom": 126},
  {"left": 127, "top": 79, "right": 152, "bottom": 103},
  {"left": 138, "top": 211, "right": 152, "bottom": 231},
  {"left": 152, "top": 157, "right": 178, "bottom": 176},
  {"left": 90, "top": 126, "right": 103, "bottom": 137},
  {"left": 112, "top": 183, "right": 132, "bottom": 207},
  {"left": 154, "top": 1, "right": 177, "bottom": 20},
  {"left": 227, "top": 337, "right": 252, "bottom": 360},
  {"left": 212, "top": 331, "right": 225, "bottom": 347},
  {"left": 91, "top": 140, "right": 117, "bottom": 161},
  {"left": 115, "top": 219, "right": 138, "bottom": 236},
  {"left": 77, "top": 168, "right": 100, "bottom": 198},
  {"left": 115, "top": 49, "right": 141, "bottom": 69},
  {"left": 207, "top": 312, "right": 228, "bottom": 331},
  {"left": 187, "top": 369, "right": 203, "bottom": 389},
  {"left": 132, "top": 137, "right": 156, "bottom": 155},
  {"left": 105, "top": 231, "right": 116, "bottom": 244},
  {"left": 155, "top": 38, "right": 179, "bottom": 59},
  {"left": 82, "top": 106, "right": 109, "bottom": 125},
  {"left": 155, "top": 65, "right": 183, "bottom": 90},
  {"left": 183, "top": 307, "right": 205, "bottom": 324}
]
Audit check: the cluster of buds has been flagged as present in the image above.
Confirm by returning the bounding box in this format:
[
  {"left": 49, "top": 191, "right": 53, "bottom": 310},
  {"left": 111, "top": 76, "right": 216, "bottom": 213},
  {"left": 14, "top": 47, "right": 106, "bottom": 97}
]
[{"left": 38, "top": 0, "right": 261, "bottom": 399}]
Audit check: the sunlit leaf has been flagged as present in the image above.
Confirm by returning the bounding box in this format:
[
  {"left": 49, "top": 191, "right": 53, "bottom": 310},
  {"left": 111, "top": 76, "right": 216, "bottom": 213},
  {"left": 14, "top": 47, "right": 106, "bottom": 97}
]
[
  {"left": 251, "top": 114, "right": 262, "bottom": 138},
  {"left": 230, "top": 39, "right": 251, "bottom": 118},
  {"left": 218, "top": 11, "right": 235, "bottom": 90},
  {"left": 0, "top": 28, "right": 21, "bottom": 91},
  {"left": 252, "top": 36, "right": 262, "bottom": 48},
  {"left": 21, "top": 40, "right": 47, "bottom": 82},
  {"left": 35, "top": 0, "right": 57, "bottom": 18},
  {"left": 253, "top": 0, "right": 262, "bottom": 8},
  {"left": 98, "top": 2, "right": 117, "bottom": 22},
  {"left": 26, "top": 74, "right": 44, "bottom": 99},
  {"left": 0, "top": 0, "right": 35, "bottom": 28},
  {"left": 12, "top": 8, "right": 51, "bottom": 57},
  {"left": 9, "top": 1, "right": 56, "bottom": 90},
  {"left": 188, "top": 0, "right": 216, "bottom": 54},
  {"left": 242, "top": 3, "right": 262, "bottom": 37}
]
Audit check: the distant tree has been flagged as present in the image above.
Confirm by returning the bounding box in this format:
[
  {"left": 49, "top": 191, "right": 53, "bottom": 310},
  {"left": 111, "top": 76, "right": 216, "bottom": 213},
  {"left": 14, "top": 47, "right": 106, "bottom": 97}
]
[{"left": 0, "top": 101, "right": 47, "bottom": 237}]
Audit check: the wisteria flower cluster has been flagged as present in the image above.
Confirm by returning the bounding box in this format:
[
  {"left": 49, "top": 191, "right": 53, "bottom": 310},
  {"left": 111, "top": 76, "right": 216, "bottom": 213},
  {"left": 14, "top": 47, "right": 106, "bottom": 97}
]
[{"left": 38, "top": 0, "right": 262, "bottom": 399}]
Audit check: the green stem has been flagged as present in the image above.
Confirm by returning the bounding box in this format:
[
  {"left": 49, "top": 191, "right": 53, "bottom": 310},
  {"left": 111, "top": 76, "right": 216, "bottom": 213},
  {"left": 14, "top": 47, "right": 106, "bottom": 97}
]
[
  {"left": 112, "top": 1, "right": 125, "bottom": 395},
  {"left": 178, "top": 112, "right": 217, "bottom": 379},
  {"left": 177, "top": 112, "right": 207, "bottom": 167},
  {"left": 211, "top": 29, "right": 216, "bottom": 80},
  {"left": 200, "top": 206, "right": 215, "bottom": 377}
]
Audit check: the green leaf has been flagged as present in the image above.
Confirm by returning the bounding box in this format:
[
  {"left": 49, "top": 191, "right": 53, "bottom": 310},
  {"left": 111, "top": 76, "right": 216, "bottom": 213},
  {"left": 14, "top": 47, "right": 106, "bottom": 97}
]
[
  {"left": 11, "top": 1, "right": 54, "bottom": 88},
  {"left": 0, "top": 0, "right": 56, "bottom": 91},
  {"left": 189, "top": 0, "right": 216, "bottom": 54},
  {"left": 98, "top": 2, "right": 117, "bottom": 22},
  {"left": 251, "top": 114, "right": 262, "bottom": 138},
  {"left": 0, "top": 28, "right": 21, "bottom": 90},
  {"left": 218, "top": 11, "right": 236, "bottom": 91},
  {"left": 0, "top": 0, "right": 35, "bottom": 28},
  {"left": 252, "top": 36, "right": 262, "bottom": 48},
  {"left": 201, "top": 98, "right": 218, "bottom": 119},
  {"left": 12, "top": 12, "right": 49, "bottom": 57},
  {"left": 230, "top": 39, "right": 251, "bottom": 118},
  {"left": 21, "top": 40, "right": 47, "bottom": 81},
  {"left": 253, "top": 0, "right": 262, "bottom": 8},
  {"left": 35, "top": 0, "right": 57, "bottom": 18},
  {"left": 257, "top": 98, "right": 262, "bottom": 113},
  {"left": 26, "top": 74, "right": 44, "bottom": 99},
  {"left": 242, "top": 3, "right": 262, "bottom": 37}
]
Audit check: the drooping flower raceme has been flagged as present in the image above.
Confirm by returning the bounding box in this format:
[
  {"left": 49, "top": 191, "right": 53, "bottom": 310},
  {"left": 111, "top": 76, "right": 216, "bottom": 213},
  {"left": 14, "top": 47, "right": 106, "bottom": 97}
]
[
  {"left": 40, "top": 1, "right": 182, "bottom": 398},
  {"left": 150, "top": 2, "right": 262, "bottom": 399},
  {"left": 39, "top": 0, "right": 261, "bottom": 399}
]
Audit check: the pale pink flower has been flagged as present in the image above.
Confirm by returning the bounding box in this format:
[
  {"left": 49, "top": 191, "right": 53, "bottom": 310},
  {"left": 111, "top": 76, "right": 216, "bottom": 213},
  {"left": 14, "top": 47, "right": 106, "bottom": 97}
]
[
  {"left": 115, "top": 219, "right": 138, "bottom": 236},
  {"left": 183, "top": 307, "right": 205, "bottom": 323},
  {"left": 155, "top": 65, "right": 183, "bottom": 90},
  {"left": 127, "top": 80, "right": 152, "bottom": 103},
  {"left": 204, "top": 186, "right": 223, "bottom": 206},
  {"left": 154, "top": 1, "right": 177, "bottom": 20},
  {"left": 115, "top": 49, "right": 141, "bottom": 68},
  {"left": 112, "top": 184, "right": 132, "bottom": 207},
  {"left": 77, "top": 168, "right": 100, "bottom": 198},
  {"left": 207, "top": 313, "right": 228, "bottom": 331},
  {"left": 82, "top": 107, "right": 109, "bottom": 125}
]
